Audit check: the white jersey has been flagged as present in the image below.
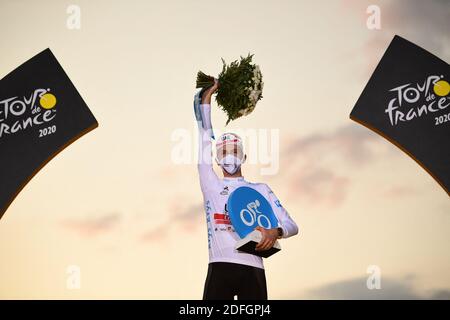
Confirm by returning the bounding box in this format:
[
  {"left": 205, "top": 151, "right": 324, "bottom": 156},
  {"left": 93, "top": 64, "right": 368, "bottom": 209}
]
[{"left": 195, "top": 101, "right": 299, "bottom": 269}]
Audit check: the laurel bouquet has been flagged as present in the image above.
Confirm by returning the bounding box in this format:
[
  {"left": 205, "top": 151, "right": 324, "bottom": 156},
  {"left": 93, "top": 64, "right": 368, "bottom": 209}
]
[{"left": 196, "top": 53, "right": 263, "bottom": 124}]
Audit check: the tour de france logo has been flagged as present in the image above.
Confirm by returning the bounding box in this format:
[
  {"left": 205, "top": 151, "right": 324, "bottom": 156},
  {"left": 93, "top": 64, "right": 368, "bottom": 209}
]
[
  {"left": 0, "top": 88, "right": 58, "bottom": 140},
  {"left": 384, "top": 75, "right": 450, "bottom": 127}
]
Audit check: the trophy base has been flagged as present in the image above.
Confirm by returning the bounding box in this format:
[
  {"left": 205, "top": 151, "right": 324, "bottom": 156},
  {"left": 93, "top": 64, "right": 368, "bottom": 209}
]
[{"left": 235, "top": 230, "right": 281, "bottom": 258}]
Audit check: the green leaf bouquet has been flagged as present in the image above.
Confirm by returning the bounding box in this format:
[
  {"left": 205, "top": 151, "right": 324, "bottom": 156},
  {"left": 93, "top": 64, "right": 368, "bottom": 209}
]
[{"left": 196, "top": 53, "right": 263, "bottom": 124}]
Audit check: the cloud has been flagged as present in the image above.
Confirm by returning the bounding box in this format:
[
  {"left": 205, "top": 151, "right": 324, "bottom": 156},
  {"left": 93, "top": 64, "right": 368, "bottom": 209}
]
[
  {"left": 309, "top": 276, "right": 419, "bottom": 299},
  {"left": 140, "top": 202, "right": 204, "bottom": 243},
  {"left": 285, "top": 124, "right": 380, "bottom": 166},
  {"left": 57, "top": 202, "right": 204, "bottom": 244},
  {"left": 140, "top": 227, "right": 169, "bottom": 243},
  {"left": 279, "top": 123, "right": 398, "bottom": 207},
  {"left": 275, "top": 121, "right": 431, "bottom": 207},
  {"left": 430, "top": 290, "right": 450, "bottom": 300},
  {"left": 381, "top": 185, "right": 418, "bottom": 198},
  {"left": 344, "top": 0, "right": 450, "bottom": 77},
  {"left": 306, "top": 275, "right": 449, "bottom": 299},
  {"left": 60, "top": 212, "right": 121, "bottom": 237},
  {"left": 169, "top": 203, "right": 204, "bottom": 227},
  {"left": 288, "top": 168, "right": 351, "bottom": 207},
  {"left": 383, "top": 0, "right": 450, "bottom": 61}
]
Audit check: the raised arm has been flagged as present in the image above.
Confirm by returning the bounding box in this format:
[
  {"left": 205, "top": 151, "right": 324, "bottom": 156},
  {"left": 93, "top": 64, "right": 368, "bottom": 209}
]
[
  {"left": 200, "top": 80, "right": 218, "bottom": 105},
  {"left": 194, "top": 80, "right": 220, "bottom": 192}
]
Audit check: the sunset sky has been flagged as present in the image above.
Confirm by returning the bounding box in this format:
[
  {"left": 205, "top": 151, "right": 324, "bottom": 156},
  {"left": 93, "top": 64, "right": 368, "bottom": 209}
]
[{"left": 0, "top": 0, "right": 449, "bottom": 299}]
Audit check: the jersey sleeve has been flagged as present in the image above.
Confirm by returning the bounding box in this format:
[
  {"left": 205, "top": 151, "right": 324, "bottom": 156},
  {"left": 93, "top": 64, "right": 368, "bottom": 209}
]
[
  {"left": 264, "top": 184, "right": 299, "bottom": 239},
  {"left": 194, "top": 92, "right": 220, "bottom": 193}
]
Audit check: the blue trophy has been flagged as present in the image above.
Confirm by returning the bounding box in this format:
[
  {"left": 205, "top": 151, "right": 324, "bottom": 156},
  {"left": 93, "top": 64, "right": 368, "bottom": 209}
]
[{"left": 227, "top": 186, "right": 281, "bottom": 258}]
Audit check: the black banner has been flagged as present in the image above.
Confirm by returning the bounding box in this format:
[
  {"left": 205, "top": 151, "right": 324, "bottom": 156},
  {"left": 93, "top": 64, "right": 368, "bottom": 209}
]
[
  {"left": 0, "top": 49, "right": 98, "bottom": 219},
  {"left": 350, "top": 35, "right": 449, "bottom": 196},
  {"left": 0, "top": 300, "right": 446, "bottom": 319}
]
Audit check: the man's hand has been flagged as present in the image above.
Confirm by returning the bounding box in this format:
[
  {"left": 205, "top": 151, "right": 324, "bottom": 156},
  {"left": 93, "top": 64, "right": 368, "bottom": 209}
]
[
  {"left": 255, "top": 226, "right": 279, "bottom": 251},
  {"left": 201, "top": 78, "right": 219, "bottom": 104}
]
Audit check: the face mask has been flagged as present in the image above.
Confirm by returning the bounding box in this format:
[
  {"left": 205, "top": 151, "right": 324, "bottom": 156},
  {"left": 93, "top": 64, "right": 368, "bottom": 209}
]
[{"left": 218, "top": 154, "right": 242, "bottom": 175}]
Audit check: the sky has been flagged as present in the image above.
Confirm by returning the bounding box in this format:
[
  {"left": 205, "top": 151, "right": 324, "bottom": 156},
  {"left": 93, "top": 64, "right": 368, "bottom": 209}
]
[{"left": 0, "top": 0, "right": 449, "bottom": 299}]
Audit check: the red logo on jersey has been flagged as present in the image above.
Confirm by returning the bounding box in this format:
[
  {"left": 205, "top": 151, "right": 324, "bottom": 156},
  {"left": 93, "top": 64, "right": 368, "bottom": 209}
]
[{"left": 213, "top": 213, "right": 231, "bottom": 225}]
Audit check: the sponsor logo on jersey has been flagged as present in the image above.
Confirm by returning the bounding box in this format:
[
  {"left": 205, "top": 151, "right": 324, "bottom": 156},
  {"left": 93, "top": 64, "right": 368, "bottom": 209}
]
[
  {"left": 213, "top": 213, "right": 231, "bottom": 225},
  {"left": 220, "top": 186, "right": 229, "bottom": 195}
]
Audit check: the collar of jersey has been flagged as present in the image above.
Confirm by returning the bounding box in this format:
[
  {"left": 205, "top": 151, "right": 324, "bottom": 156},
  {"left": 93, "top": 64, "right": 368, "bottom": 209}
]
[{"left": 223, "top": 176, "right": 245, "bottom": 184}]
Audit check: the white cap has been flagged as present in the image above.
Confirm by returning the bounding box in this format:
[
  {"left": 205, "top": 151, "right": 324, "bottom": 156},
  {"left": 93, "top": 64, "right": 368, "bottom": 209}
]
[{"left": 215, "top": 132, "right": 244, "bottom": 161}]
